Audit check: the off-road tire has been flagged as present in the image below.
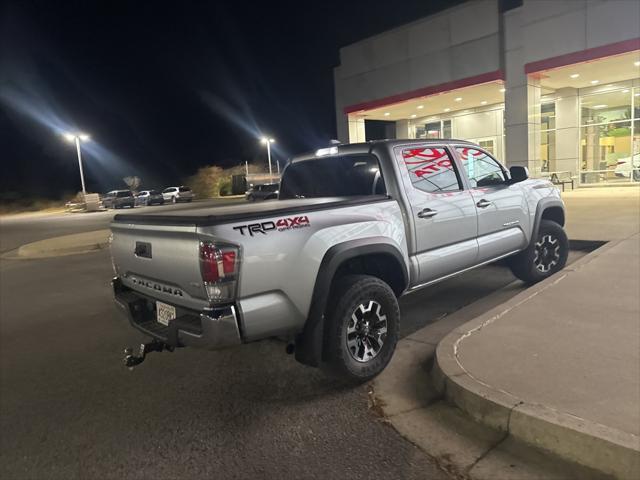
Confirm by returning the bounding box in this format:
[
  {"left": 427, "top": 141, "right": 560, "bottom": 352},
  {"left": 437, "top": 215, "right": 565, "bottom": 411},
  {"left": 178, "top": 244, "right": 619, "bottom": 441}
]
[
  {"left": 508, "top": 219, "right": 569, "bottom": 284},
  {"left": 323, "top": 274, "right": 399, "bottom": 383}
]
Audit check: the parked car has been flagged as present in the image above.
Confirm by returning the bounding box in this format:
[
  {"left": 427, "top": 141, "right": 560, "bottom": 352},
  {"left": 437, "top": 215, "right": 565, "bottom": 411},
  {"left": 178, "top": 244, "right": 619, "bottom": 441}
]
[
  {"left": 162, "top": 186, "right": 194, "bottom": 203},
  {"left": 135, "top": 190, "right": 165, "bottom": 206},
  {"left": 245, "top": 183, "right": 279, "bottom": 201},
  {"left": 111, "top": 140, "right": 568, "bottom": 382},
  {"left": 102, "top": 190, "right": 135, "bottom": 209},
  {"left": 614, "top": 153, "right": 640, "bottom": 181}
]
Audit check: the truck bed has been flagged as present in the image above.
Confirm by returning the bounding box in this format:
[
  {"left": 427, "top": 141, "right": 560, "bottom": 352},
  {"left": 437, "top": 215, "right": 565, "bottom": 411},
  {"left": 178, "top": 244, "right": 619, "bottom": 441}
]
[{"left": 112, "top": 195, "right": 390, "bottom": 226}]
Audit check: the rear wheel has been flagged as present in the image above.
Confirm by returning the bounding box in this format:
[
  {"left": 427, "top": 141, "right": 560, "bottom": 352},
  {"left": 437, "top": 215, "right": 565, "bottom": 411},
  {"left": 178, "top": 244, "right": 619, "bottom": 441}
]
[
  {"left": 508, "top": 219, "right": 569, "bottom": 284},
  {"left": 323, "top": 275, "right": 399, "bottom": 383}
]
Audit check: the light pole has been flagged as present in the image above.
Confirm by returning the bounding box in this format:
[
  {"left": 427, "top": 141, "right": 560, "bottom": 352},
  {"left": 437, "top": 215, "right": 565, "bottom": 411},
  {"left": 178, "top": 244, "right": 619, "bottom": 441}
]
[
  {"left": 64, "top": 133, "right": 90, "bottom": 196},
  {"left": 261, "top": 137, "right": 275, "bottom": 179}
]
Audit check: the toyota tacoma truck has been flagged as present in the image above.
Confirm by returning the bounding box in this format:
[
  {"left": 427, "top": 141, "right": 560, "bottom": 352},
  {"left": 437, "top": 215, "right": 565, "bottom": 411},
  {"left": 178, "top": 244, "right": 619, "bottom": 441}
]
[{"left": 110, "top": 140, "right": 568, "bottom": 382}]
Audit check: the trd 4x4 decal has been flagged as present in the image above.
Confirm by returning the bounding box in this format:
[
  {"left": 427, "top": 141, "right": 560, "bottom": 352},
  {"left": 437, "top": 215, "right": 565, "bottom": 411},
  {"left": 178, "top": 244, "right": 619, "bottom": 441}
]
[{"left": 233, "top": 216, "right": 310, "bottom": 236}]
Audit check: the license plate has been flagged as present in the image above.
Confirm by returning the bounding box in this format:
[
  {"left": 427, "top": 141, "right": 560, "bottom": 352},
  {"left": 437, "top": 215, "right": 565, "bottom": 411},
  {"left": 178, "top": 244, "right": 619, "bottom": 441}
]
[{"left": 156, "top": 301, "right": 176, "bottom": 326}]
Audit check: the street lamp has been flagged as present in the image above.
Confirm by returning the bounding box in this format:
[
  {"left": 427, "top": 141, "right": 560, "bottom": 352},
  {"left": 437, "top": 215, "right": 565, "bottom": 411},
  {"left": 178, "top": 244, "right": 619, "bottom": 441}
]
[
  {"left": 63, "top": 132, "right": 90, "bottom": 196},
  {"left": 260, "top": 137, "right": 275, "bottom": 178}
]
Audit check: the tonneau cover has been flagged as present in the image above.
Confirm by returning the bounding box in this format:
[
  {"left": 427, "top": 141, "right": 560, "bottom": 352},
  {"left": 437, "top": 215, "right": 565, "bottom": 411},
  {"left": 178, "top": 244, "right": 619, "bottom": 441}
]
[{"left": 112, "top": 195, "right": 391, "bottom": 226}]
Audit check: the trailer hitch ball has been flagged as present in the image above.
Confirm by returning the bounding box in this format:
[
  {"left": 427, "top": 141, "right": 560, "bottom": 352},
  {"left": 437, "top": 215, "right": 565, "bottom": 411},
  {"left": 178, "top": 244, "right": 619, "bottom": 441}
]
[{"left": 123, "top": 340, "right": 173, "bottom": 370}]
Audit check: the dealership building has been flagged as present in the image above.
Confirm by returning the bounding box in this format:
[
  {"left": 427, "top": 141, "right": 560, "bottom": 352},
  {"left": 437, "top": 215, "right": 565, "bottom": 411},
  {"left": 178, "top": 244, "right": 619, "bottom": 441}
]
[{"left": 333, "top": 0, "right": 640, "bottom": 186}]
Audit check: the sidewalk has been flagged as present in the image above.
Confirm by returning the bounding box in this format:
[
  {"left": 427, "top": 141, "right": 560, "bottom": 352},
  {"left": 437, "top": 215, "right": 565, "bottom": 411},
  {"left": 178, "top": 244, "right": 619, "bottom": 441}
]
[
  {"left": 2, "top": 229, "right": 110, "bottom": 259},
  {"left": 433, "top": 187, "right": 640, "bottom": 479},
  {"left": 372, "top": 186, "right": 640, "bottom": 479}
]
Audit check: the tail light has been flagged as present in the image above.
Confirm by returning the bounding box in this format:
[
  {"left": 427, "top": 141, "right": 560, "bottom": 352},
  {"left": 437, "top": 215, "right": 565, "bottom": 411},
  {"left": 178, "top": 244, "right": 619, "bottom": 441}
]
[{"left": 199, "top": 242, "right": 239, "bottom": 304}]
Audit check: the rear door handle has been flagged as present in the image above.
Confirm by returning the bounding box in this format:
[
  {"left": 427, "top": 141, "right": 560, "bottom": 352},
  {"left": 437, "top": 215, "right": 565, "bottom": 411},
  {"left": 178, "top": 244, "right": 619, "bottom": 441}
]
[
  {"left": 417, "top": 208, "right": 438, "bottom": 219},
  {"left": 476, "top": 199, "right": 493, "bottom": 209}
]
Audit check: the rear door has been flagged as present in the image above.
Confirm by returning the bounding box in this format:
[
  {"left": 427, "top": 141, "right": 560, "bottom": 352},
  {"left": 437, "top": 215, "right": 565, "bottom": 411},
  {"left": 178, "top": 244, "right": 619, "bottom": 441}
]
[
  {"left": 452, "top": 145, "right": 530, "bottom": 262},
  {"left": 394, "top": 144, "right": 478, "bottom": 285}
]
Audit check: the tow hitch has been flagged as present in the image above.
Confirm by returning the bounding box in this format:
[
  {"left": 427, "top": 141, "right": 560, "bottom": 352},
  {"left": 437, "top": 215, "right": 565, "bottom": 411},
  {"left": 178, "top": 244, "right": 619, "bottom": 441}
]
[{"left": 123, "top": 340, "right": 174, "bottom": 369}]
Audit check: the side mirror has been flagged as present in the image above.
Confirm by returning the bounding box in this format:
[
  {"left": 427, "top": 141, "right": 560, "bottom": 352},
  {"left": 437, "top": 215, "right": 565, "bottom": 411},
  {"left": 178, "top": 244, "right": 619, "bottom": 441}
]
[{"left": 509, "top": 166, "right": 529, "bottom": 184}]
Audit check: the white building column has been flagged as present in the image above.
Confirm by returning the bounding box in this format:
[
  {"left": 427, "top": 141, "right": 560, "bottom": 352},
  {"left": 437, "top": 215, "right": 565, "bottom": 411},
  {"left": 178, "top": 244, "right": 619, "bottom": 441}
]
[
  {"left": 395, "top": 119, "right": 410, "bottom": 139},
  {"left": 347, "top": 115, "right": 366, "bottom": 143},
  {"left": 554, "top": 88, "right": 580, "bottom": 176},
  {"left": 503, "top": 7, "right": 541, "bottom": 175},
  {"left": 504, "top": 75, "right": 542, "bottom": 174}
]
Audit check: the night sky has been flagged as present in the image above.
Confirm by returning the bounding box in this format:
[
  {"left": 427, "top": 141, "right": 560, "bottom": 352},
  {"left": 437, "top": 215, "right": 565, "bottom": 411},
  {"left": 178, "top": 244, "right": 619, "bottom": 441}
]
[{"left": 1, "top": 0, "right": 463, "bottom": 199}]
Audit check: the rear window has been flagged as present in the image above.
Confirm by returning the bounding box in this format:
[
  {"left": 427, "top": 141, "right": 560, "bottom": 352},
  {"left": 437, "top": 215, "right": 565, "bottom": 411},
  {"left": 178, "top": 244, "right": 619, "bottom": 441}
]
[
  {"left": 279, "top": 154, "right": 386, "bottom": 199},
  {"left": 148, "top": 190, "right": 160, "bottom": 195},
  {"left": 116, "top": 191, "right": 132, "bottom": 198},
  {"left": 263, "top": 184, "right": 278, "bottom": 192},
  {"left": 163, "top": 188, "right": 175, "bottom": 193},
  {"left": 179, "top": 186, "right": 191, "bottom": 192}
]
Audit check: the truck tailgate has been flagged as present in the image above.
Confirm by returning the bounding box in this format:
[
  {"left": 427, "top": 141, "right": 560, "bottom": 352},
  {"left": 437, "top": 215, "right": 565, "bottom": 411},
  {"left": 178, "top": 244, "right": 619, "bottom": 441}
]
[{"left": 110, "top": 222, "right": 208, "bottom": 310}]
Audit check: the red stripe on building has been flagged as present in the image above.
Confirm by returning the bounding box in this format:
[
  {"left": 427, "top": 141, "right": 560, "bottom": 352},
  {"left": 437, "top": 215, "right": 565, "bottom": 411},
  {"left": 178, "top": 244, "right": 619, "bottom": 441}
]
[
  {"left": 343, "top": 70, "right": 504, "bottom": 114},
  {"left": 524, "top": 38, "right": 640, "bottom": 74}
]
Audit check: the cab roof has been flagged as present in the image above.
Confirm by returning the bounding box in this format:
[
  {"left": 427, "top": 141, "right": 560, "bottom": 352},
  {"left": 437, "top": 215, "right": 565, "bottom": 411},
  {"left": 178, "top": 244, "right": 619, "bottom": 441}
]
[{"left": 291, "top": 138, "right": 477, "bottom": 164}]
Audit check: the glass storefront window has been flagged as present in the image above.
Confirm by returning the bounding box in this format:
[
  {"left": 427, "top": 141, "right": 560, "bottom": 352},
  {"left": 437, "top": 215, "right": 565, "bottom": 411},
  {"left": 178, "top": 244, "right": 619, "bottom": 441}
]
[
  {"left": 541, "top": 102, "right": 556, "bottom": 130},
  {"left": 581, "top": 90, "right": 631, "bottom": 124},
  {"left": 579, "top": 88, "right": 635, "bottom": 185},
  {"left": 477, "top": 139, "right": 495, "bottom": 155},
  {"left": 414, "top": 119, "right": 452, "bottom": 139},
  {"left": 443, "top": 120, "right": 452, "bottom": 138},
  {"left": 425, "top": 122, "right": 441, "bottom": 139},
  {"left": 580, "top": 121, "right": 632, "bottom": 183},
  {"left": 541, "top": 102, "right": 556, "bottom": 172},
  {"left": 541, "top": 130, "right": 556, "bottom": 172}
]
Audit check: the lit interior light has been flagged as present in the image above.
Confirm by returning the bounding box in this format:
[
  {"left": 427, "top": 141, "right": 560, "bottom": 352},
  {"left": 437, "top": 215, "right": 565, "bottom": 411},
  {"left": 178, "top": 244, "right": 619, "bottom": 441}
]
[
  {"left": 570, "top": 74, "right": 580, "bottom": 78},
  {"left": 592, "top": 104, "right": 608, "bottom": 109},
  {"left": 383, "top": 112, "right": 390, "bottom": 116},
  {"left": 590, "top": 80, "right": 599, "bottom": 84},
  {"left": 417, "top": 105, "right": 424, "bottom": 109},
  {"left": 454, "top": 97, "right": 462, "bottom": 102},
  {"left": 480, "top": 101, "right": 487, "bottom": 105},
  {"left": 622, "top": 89, "right": 629, "bottom": 93},
  {"left": 635, "top": 61, "right": 640, "bottom": 67},
  {"left": 499, "top": 88, "right": 506, "bottom": 93},
  {"left": 410, "top": 114, "right": 417, "bottom": 118},
  {"left": 443, "top": 108, "right": 450, "bottom": 112}
]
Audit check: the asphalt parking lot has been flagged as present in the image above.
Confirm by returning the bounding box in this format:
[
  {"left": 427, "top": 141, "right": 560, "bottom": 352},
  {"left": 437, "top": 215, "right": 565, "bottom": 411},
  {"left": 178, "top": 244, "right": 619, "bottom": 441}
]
[{"left": 0, "top": 201, "right": 576, "bottom": 480}]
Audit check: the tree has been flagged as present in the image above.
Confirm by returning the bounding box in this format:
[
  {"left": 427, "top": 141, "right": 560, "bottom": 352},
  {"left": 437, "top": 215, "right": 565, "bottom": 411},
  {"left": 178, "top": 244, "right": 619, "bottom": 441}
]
[{"left": 185, "top": 163, "right": 266, "bottom": 198}]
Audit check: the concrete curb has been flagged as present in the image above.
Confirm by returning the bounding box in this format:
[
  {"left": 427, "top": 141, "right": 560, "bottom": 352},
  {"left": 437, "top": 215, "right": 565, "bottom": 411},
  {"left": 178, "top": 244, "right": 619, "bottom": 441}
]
[
  {"left": 6, "top": 229, "right": 111, "bottom": 259},
  {"left": 432, "top": 239, "right": 640, "bottom": 480}
]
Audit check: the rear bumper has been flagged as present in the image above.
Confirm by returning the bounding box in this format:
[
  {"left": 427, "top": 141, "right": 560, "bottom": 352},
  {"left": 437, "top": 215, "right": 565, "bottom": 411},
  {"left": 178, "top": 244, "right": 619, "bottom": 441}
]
[{"left": 112, "top": 277, "right": 242, "bottom": 350}]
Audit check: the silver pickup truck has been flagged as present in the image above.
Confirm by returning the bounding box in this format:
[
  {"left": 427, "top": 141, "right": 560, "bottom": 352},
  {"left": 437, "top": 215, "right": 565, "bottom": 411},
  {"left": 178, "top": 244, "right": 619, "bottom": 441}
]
[{"left": 110, "top": 139, "right": 567, "bottom": 382}]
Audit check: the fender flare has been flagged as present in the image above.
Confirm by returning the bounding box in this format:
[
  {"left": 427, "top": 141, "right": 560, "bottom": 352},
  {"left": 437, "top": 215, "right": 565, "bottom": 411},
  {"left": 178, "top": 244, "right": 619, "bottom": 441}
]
[
  {"left": 531, "top": 198, "right": 565, "bottom": 244},
  {"left": 294, "top": 237, "right": 408, "bottom": 367}
]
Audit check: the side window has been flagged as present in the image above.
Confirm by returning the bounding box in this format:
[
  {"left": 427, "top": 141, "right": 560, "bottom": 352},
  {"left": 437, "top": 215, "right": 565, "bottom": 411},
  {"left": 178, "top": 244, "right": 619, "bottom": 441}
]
[
  {"left": 401, "top": 146, "right": 461, "bottom": 193},
  {"left": 455, "top": 147, "right": 506, "bottom": 188}
]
